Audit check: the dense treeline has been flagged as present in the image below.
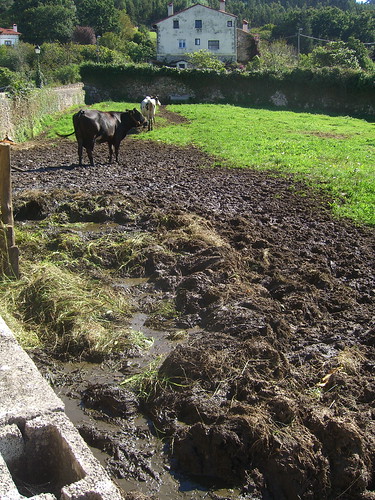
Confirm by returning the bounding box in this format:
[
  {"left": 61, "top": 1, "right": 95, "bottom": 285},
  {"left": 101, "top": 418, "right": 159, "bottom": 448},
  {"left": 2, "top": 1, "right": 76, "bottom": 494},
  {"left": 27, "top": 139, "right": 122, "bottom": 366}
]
[
  {"left": 0, "top": 0, "right": 373, "bottom": 44},
  {"left": 0, "top": 0, "right": 373, "bottom": 94}
]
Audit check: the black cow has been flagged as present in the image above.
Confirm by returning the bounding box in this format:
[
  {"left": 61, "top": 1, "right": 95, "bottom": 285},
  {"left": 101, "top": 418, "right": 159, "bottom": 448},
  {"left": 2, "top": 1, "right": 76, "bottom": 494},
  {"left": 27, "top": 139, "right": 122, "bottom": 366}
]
[{"left": 60, "top": 108, "right": 146, "bottom": 166}]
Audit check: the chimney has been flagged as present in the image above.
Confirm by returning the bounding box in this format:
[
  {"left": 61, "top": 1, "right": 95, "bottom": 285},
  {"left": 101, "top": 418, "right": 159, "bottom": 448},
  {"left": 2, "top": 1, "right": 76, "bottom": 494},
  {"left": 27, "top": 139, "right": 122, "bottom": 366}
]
[
  {"left": 13, "top": 24, "right": 18, "bottom": 32},
  {"left": 168, "top": 2, "right": 174, "bottom": 16},
  {"left": 219, "top": 0, "right": 225, "bottom": 12},
  {"left": 242, "top": 19, "right": 249, "bottom": 32}
]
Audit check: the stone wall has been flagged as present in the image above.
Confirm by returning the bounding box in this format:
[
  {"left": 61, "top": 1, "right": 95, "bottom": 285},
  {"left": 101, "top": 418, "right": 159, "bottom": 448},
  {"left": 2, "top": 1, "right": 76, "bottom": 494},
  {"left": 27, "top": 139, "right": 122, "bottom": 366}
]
[{"left": 0, "top": 83, "right": 84, "bottom": 141}]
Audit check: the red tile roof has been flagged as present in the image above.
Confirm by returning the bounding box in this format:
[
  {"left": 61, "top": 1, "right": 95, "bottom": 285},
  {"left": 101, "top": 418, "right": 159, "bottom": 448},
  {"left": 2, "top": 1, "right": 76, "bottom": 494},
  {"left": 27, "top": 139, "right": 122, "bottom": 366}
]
[{"left": 0, "top": 28, "right": 21, "bottom": 35}]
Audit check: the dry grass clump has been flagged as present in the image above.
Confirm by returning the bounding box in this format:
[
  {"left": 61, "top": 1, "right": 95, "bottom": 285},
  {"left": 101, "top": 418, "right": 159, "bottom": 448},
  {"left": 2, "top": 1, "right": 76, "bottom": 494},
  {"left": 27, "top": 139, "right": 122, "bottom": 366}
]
[
  {"left": 158, "top": 213, "right": 228, "bottom": 250},
  {"left": 2, "top": 261, "right": 133, "bottom": 358}
]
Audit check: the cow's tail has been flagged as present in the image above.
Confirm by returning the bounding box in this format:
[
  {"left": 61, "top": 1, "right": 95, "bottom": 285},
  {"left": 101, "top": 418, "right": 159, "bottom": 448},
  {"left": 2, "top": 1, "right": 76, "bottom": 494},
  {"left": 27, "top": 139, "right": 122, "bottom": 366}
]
[
  {"left": 56, "top": 131, "right": 75, "bottom": 138},
  {"left": 57, "top": 109, "right": 85, "bottom": 138}
]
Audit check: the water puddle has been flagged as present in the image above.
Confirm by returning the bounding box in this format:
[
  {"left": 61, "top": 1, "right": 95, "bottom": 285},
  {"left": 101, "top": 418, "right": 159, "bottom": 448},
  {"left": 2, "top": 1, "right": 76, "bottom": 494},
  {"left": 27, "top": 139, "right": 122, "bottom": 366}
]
[{"left": 50, "top": 278, "right": 245, "bottom": 499}]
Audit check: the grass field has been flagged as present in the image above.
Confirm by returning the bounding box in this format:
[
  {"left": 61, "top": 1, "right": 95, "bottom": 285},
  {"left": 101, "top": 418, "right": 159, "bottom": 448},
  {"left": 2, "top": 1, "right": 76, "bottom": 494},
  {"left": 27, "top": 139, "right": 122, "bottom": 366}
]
[{"left": 50, "top": 102, "right": 375, "bottom": 226}]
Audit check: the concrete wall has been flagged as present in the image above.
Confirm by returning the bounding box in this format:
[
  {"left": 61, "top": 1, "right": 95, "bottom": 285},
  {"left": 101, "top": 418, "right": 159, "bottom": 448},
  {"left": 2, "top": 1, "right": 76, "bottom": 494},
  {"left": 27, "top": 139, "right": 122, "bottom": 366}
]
[{"left": 0, "top": 315, "right": 123, "bottom": 499}]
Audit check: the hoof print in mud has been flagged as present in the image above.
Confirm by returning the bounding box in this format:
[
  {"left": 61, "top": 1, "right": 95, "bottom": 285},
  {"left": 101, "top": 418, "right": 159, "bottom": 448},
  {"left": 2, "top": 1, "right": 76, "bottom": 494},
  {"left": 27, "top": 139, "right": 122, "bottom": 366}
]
[{"left": 81, "top": 384, "right": 139, "bottom": 418}]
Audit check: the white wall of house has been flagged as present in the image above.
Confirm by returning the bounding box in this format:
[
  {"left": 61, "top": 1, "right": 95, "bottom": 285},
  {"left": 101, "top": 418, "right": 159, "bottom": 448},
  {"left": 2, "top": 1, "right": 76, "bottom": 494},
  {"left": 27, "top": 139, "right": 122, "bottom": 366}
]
[
  {"left": 155, "top": 3, "right": 237, "bottom": 64},
  {"left": 0, "top": 25, "right": 20, "bottom": 46}
]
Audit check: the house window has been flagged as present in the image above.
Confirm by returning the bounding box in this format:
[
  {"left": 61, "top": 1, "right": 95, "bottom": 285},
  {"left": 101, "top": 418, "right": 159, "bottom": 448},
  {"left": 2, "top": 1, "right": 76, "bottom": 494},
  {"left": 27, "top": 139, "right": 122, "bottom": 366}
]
[
  {"left": 195, "top": 20, "right": 202, "bottom": 29},
  {"left": 4, "top": 40, "right": 12, "bottom": 46},
  {"left": 227, "top": 20, "right": 233, "bottom": 27},
  {"left": 177, "top": 62, "right": 187, "bottom": 69},
  {"left": 173, "top": 19, "right": 179, "bottom": 29},
  {"left": 195, "top": 38, "right": 200, "bottom": 46},
  {"left": 178, "top": 39, "right": 186, "bottom": 49},
  {"left": 208, "top": 40, "right": 220, "bottom": 50}
]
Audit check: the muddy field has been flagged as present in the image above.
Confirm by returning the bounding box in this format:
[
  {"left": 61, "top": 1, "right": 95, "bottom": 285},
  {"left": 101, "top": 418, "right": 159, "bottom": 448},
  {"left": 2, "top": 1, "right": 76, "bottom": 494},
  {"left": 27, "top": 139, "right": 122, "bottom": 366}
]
[{"left": 8, "top": 108, "right": 375, "bottom": 500}]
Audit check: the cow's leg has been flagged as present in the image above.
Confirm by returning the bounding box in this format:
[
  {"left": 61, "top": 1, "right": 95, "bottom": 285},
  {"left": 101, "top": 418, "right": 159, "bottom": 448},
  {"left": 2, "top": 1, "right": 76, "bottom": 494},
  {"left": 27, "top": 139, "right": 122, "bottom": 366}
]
[
  {"left": 86, "top": 148, "right": 95, "bottom": 167},
  {"left": 86, "top": 139, "right": 96, "bottom": 166},
  {"left": 108, "top": 143, "right": 114, "bottom": 164},
  {"left": 114, "top": 142, "right": 120, "bottom": 163},
  {"left": 77, "top": 140, "right": 83, "bottom": 166}
]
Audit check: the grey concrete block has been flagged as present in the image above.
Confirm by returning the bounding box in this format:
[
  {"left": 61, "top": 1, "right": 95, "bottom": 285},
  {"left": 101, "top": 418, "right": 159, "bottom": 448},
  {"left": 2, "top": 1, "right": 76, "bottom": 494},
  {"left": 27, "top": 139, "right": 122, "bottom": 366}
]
[
  {"left": 0, "top": 317, "right": 64, "bottom": 426},
  {"left": 0, "top": 425, "right": 24, "bottom": 468},
  {"left": 0, "top": 316, "right": 124, "bottom": 499}
]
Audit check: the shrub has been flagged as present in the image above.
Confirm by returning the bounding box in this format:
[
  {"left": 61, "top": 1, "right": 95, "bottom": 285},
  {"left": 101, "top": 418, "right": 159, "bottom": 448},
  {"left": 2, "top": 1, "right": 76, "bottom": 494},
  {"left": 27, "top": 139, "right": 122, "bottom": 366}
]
[
  {"left": 0, "top": 66, "right": 16, "bottom": 88},
  {"left": 247, "top": 40, "right": 298, "bottom": 73},
  {"left": 72, "top": 26, "right": 96, "bottom": 45},
  {"left": 186, "top": 49, "right": 225, "bottom": 71},
  {"left": 52, "top": 64, "right": 81, "bottom": 84},
  {"left": 301, "top": 41, "right": 362, "bottom": 70}
]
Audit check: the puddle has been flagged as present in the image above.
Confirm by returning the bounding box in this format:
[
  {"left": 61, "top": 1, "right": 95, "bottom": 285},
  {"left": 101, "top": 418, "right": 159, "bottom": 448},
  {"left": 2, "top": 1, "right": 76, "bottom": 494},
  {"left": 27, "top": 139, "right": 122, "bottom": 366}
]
[
  {"left": 53, "top": 309, "right": 245, "bottom": 499},
  {"left": 41, "top": 272, "right": 247, "bottom": 499}
]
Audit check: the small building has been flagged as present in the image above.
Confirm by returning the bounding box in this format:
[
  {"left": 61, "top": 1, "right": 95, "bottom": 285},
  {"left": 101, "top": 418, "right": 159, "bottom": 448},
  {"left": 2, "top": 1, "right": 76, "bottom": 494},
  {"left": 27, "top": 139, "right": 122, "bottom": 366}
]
[
  {"left": 237, "top": 19, "right": 259, "bottom": 65},
  {"left": 153, "top": 1, "right": 237, "bottom": 66},
  {"left": 0, "top": 25, "right": 21, "bottom": 46}
]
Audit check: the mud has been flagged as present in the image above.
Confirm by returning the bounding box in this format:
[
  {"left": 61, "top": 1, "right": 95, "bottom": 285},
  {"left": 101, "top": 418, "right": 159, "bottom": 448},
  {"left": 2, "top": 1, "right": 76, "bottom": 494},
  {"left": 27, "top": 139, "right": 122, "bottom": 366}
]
[{"left": 9, "top": 107, "right": 375, "bottom": 500}]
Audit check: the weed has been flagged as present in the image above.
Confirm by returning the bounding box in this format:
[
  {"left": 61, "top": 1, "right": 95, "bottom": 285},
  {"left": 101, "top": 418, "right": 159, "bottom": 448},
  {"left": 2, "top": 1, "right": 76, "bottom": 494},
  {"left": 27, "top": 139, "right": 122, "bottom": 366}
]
[
  {"left": 121, "top": 356, "right": 189, "bottom": 400},
  {"left": 306, "top": 386, "right": 323, "bottom": 400},
  {"left": 128, "top": 329, "right": 154, "bottom": 350},
  {"left": 150, "top": 299, "right": 178, "bottom": 320}
]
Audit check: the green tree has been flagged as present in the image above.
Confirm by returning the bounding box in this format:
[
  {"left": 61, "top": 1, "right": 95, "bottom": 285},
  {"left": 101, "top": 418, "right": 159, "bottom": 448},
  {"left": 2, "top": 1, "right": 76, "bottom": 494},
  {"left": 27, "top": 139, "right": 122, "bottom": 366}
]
[
  {"left": 75, "top": 0, "right": 118, "bottom": 35},
  {"left": 12, "top": 0, "right": 77, "bottom": 44},
  {"left": 118, "top": 11, "right": 135, "bottom": 40},
  {"left": 346, "top": 36, "right": 374, "bottom": 69},
  {"left": 0, "top": 0, "right": 14, "bottom": 25},
  {"left": 186, "top": 49, "right": 225, "bottom": 70},
  {"left": 100, "top": 32, "right": 127, "bottom": 53},
  {"left": 301, "top": 40, "right": 361, "bottom": 69},
  {"left": 310, "top": 7, "right": 349, "bottom": 40},
  {"left": 251, "top": 39, "right": 298, "bottom": 72}
]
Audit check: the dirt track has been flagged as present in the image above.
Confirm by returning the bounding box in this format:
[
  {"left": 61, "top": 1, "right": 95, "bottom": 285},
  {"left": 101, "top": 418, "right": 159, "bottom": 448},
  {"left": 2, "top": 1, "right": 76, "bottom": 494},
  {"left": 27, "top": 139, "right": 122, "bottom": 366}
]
[{"left": 9, "top": 108, "right": 375, "bottom": 500}]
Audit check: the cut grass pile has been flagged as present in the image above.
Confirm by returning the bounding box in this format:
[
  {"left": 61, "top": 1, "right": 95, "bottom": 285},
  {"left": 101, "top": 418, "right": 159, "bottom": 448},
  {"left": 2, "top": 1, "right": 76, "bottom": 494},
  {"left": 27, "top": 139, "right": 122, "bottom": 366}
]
[{"left": 0, "top": 260, "right": 133, "bottom": 359}]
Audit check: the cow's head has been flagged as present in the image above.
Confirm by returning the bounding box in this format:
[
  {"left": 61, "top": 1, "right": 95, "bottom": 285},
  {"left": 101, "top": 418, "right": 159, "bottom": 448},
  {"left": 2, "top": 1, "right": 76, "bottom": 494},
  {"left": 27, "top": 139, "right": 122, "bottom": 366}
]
[
  {"left": 151, "top": 96, "right": 161, "bottom": 106},
  {"left": 127, "top": 108, "right": 147, "bottom": 127}
]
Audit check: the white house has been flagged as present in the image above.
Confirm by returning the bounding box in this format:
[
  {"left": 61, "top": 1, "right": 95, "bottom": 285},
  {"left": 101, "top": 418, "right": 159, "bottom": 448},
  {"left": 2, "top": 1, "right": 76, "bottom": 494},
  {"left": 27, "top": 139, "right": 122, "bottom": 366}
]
[
  {"left": 153, "top": 1, "right": 237, "bottom": 67},
  {"left": 0, "top": 25, "right": 20, "bottom": 46}
]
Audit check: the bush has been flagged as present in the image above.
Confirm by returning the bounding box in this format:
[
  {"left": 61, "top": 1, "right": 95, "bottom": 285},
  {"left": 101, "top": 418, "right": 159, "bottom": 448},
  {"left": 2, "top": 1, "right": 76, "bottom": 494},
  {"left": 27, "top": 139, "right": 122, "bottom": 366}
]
[
  {"left": 247, "top": 40, "right": 298, "bottom": 73},
  {"left": 0, "top": 43, "right": 37, "bottom": 75},
  {"left": 0, "top": 66, "right": 16, "bottom": 88},
  {"left": 80, "top": 44, "right": 125, "bottom": 64},
  {"left": 0, "top": 68, "right": 33, "bottom": 98},
  {"left": 187, "top": 49, "right": 225, "bottom": 71},
  {"left": 52, "top": 64, "right": 81, "bottom": 84},
  {"left": 299, "top": 40, "right": 373, "bottom": 71}
]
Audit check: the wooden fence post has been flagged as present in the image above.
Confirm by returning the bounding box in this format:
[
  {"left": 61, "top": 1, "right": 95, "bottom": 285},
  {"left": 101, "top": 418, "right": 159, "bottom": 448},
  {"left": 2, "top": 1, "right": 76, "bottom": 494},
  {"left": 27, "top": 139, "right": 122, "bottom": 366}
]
[{"left": 0, "top": 144, "right": 19, "bottom": 278}]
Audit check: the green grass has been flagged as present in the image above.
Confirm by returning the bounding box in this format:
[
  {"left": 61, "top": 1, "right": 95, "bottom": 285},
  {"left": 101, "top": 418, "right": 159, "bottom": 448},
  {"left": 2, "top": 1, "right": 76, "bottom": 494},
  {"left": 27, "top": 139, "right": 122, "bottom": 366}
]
[
  {"left": 50, "top": 102, "right": 375, "bottom": 225},
  {"left": 148, "top": 104, "right": 375, "bottom": 225}
]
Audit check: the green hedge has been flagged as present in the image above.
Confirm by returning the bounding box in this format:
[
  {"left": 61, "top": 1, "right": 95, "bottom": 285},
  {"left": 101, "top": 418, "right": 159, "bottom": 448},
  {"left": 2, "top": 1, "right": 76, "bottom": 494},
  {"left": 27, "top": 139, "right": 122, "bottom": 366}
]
[{"left": 79, "top": 63, "right": 375, "bottom": 116}]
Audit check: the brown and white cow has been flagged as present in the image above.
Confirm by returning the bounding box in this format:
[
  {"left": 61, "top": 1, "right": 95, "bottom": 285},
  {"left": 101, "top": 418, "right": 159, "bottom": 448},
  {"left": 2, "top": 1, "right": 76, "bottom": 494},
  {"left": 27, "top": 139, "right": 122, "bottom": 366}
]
[{"left": 140, "top": 96, "right": 161, "bottom": 131}]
